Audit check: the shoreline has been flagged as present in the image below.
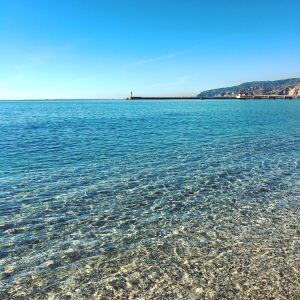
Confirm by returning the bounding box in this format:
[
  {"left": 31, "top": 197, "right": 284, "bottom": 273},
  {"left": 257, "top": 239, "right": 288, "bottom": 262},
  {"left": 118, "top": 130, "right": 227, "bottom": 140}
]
[{"left": 128, "top": 96, "right": 300, "bottom": 100}]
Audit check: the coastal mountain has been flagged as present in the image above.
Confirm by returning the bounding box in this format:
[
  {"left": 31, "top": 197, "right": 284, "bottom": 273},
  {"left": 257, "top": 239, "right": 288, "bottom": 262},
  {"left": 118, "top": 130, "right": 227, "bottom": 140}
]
[{"left": 198, "top": 78, "right": 300, "bottom": 97}]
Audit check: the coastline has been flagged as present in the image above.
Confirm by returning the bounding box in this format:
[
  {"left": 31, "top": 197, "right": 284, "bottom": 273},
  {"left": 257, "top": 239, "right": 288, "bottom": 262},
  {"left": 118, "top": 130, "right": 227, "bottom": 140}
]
[{"left": 127, "top": 96, "right": 300, "bottom": 100}]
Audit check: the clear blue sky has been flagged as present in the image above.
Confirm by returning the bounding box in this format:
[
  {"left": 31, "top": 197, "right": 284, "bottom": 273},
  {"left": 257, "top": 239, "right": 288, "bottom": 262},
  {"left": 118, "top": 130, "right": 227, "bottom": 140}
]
[{"left": 0, "top": 0, "right": 300, "bottom": 99}]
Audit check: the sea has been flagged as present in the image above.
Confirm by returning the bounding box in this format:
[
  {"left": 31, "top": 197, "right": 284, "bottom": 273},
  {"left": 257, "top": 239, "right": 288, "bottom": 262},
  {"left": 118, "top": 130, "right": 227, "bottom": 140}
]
[{"left": 0, "top": 99, "right": 299, "bottom": 299}]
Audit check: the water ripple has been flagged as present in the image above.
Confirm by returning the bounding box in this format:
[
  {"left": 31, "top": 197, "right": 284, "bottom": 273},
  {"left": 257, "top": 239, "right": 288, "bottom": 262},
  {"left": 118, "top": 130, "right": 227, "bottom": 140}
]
[{"left": 0, "top": 100, "right": 299, "bottom": 299}]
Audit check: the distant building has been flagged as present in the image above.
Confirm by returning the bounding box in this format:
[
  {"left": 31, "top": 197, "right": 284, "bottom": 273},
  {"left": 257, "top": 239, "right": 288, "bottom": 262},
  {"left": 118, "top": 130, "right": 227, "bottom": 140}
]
[{"left": 236, "top": 91, "right": 253, "bottom": 98}]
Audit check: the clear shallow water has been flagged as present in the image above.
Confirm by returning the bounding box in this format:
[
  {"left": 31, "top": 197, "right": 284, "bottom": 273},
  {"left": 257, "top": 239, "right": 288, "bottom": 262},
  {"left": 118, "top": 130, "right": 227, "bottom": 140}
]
[{"left": 0, "top": 100, "right": 299, "bottom": 299}]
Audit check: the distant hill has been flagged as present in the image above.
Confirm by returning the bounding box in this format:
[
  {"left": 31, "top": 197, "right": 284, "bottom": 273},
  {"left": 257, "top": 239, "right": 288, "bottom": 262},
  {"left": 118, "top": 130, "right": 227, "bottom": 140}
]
[{"left": 198, "top": 78, "right": 300, "bottom": 97}]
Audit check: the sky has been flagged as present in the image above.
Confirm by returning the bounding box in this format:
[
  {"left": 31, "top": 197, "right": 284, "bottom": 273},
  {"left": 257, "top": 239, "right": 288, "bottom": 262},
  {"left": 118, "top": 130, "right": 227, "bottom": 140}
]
[{"left": 0, "top": 0, "right": 300, "bottom": 99}]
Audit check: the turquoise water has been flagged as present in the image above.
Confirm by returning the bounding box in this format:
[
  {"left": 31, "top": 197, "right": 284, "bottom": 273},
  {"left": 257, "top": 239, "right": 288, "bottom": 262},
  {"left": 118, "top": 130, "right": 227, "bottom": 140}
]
[{"left": 0, "top": 100, "right": 299, "bottom": 299}]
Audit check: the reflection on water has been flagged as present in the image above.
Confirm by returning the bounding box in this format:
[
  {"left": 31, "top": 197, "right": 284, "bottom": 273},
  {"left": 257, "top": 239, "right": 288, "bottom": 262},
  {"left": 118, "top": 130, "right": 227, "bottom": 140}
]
[{"left": 0, "top": 100, "right": 299, "bottom": 299}]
